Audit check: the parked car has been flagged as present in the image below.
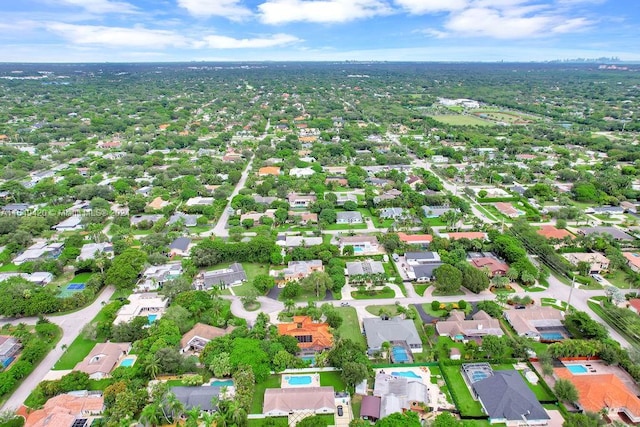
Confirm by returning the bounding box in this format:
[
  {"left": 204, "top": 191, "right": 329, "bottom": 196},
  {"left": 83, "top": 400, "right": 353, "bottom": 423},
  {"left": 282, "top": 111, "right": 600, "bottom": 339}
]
[
  {"left": 340, "top": 302, "right": 350, "bottom": 307},
  {"left": 337, "top": 405, "right": 344, "bottom": 417},
  {"left": 591, "top": 273, "right": 604, "bottom": 283}
]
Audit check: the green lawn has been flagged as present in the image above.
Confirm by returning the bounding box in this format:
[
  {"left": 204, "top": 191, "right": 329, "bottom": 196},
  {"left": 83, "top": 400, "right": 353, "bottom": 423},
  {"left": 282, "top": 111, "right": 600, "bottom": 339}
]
[
  {"left": 603, "top": 270, "right": 632, "bottom": 289},
  {"left": 0, "top": 263, "right": 19, "bottom": 272},
  {"left": 351, "top": 287, "right": 395, "bottom": 299},
  {"left": 441, "top": 364, "right": 485, "bottom": 416},
  {"left": 324, "top": 223, "right": 368, "bottom": 230},
  {"left": 248, "top": 418, "right": 288, "bottom": 427},
  {"left": 54, "top": 335, "right": 98, "bottom": 370},
  {"left": 319, "top": 371, "right": 347, "bottom": 391},
  {"left": 365, "top": 304, "right": 402, "bottom": 316},
  {"left": 518, "top": 371, "right": 555, "bottom": 402},
  {"left": 70, "top": 272, "right": 94, "bottom": 283},
  {"left": 414, "top": 284, "right": 428, "bottom": 296},
  {"left": 335, "top": 307, "right": 366, "bottom": 347},
  {"left": 432, "top": 289, "right": 465, "bottom": 297},
  {"left": 251, "top": 375, "right": 281, "bottom": 414},
  {"left": 429, "top": 114, "right": 493, "bottom": 126}
]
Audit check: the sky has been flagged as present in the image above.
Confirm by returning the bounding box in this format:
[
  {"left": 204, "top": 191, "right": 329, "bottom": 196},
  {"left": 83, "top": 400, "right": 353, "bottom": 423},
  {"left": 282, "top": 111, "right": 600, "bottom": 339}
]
[{"left": 1, "top": 0, "right": 639, "bottom": 62}]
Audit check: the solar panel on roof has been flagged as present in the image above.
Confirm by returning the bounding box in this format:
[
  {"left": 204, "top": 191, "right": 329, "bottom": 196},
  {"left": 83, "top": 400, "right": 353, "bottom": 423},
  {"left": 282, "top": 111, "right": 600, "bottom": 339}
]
[{"left": 72, "top": 418, "right": 87, "bottom": 427}]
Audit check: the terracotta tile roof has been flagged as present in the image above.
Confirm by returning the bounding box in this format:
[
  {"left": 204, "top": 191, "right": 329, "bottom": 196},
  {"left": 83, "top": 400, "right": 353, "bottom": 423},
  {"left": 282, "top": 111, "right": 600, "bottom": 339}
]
[
  {"left": 555, "top": 369, "right": 640, "bottom": 418},
  {"left": 446, "top": 232, "right": 487, "bottom": 240},
  {"left": 258, "top": 166, "right": 281, "bottom": 176},
  {"left": 629, "top": 299, "right": 640, "bottom": 313},
  {"left": 277, "top": 316, "right": 333, "bottom": 350},
  {"left": 26, "top": 394, "right": 104, "bottom": 427},
  {"left": 537, "top": 225, "right": 575, "bottom": 240},
  {"left": 470, "top": 257, "right": 509, "bottom": 276},
  {"left": 397, "top": 232, "right": 433, "bottom": 243},
  {"left": 623, "top": 253, "right": 640, "bottom": 270}
]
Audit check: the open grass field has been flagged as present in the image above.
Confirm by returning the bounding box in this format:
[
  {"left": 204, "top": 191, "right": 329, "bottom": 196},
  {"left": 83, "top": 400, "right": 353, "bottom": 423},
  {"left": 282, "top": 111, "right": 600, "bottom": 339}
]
[
  {"left": 473, "top": 110, "right": 534, "bottom": 124},
  {"left": 428, "top": 114, "right": 493, "bottom": 126},
  {"left": 335, "top": 307, "right": 366, "bottom": 347}
]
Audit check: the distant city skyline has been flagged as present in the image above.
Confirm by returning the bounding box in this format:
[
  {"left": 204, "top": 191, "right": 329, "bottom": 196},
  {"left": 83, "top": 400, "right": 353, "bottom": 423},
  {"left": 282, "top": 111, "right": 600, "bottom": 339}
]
[{"left": 1, "top": 0, "right": 639, "bottom": 62}]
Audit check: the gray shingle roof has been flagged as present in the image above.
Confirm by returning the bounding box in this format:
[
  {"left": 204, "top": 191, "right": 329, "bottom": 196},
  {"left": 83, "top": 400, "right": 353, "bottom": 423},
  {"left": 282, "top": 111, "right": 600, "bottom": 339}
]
[
  {"left": 362, "top": 317, "right": 421, "bottom": 351},
  {"left": 171, "top": 386, "right": 220, "bottom": 412},
  {"left": 472, "top": 370, "right": 549, "bottom": 423}
]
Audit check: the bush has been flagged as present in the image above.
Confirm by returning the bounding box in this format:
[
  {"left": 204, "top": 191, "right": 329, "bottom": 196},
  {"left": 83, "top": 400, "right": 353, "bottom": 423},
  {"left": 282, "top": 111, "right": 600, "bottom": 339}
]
[
  {"left": 457, "top": 300, "right": 467, "bottom": 310},
  {"left": 431, "top": 300, "right": 441, "bottom": 311}
]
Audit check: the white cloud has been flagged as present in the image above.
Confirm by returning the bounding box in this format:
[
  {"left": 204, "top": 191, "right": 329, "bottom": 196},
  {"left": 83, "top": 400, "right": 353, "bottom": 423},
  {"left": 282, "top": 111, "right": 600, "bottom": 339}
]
[
  {"left": 394, "top": 0, "right": 468, "bottom": 14},
  {"left": 176, "top": 0, "right": 252, "bottom": 20},
  {"left": 551, "top": 17, "right": 592, "bottom": 33},
  {"left": 258, "top": 0, "right": 392, "bottom": 24},
  {"left": 202, "top": 33, "right": 301, "bottom": 48},
  {"left": 45, "top": 23, "right": 192, "bottom": 48},
  {"left": 57, "top": 0, "right": 138, "bottom": 14},
  {"left": 444, "top": 7, "right": 552, "bottom": 38}
]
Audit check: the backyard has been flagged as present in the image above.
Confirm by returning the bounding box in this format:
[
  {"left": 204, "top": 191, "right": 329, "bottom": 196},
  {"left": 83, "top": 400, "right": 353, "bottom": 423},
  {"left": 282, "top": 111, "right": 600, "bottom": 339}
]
[
  {"left": 440, "top": 364, "right": 485, "bottom": 417},
  {"left": 335, "top": 307, "right": 366, "bottom": 348}
]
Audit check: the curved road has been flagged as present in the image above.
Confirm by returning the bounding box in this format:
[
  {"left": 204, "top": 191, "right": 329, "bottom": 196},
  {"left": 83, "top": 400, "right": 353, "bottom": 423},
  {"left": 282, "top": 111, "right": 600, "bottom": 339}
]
[{"left": 0, "top": 286, "right": 115, "bottom": 411}]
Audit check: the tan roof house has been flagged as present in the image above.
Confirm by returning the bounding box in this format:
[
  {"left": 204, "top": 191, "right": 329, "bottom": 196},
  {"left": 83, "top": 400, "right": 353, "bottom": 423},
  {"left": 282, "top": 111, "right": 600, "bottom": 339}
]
[
  {"left": 263, "top": 386, "right": 335, "bottom": 417},
  {"left": 435, "top": 310, "right": 503, "bottom": 340},
  {"left": 258, "top": 166, "right": 281, "bottom": 176},
  {"left": 504, "top": 306, "right": 564, "bottom": 340},
  {"left": 147, "top": 197, "right": 169, "bottom": 210},
  {"left": 623, "top": 252, "right": 640, "bottom": 273},
  {"left": 74, "top": 342, "right": 131, "bottom": 379},
  {"left": 563, "top": 252, "right": 610, "bottom": 273},
  {"left": 180, "top": 323, "right": 234, "bottom": 354}
]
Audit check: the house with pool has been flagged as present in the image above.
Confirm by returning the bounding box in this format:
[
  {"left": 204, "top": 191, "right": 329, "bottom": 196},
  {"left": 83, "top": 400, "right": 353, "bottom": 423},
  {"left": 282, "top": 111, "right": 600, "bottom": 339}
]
[
  {"left": 113, "top": 293, "right": 168, "bottom": 325},
  {"left": 362, "top": 317, "right": 422, "bottom": 362},
  {"left": 336, "top": 235, "right": 380, "bottom": 255},
  {"left": 372, "top": 370, "right": 430, "bottom": 419},
  {"left": 435, "top": 310, "right": 504, "bottom": 341},
  {"left": 263, "top": 386, "right": 335, "bottom": 417},
  {"left": 277, "top": 316, "right": 333, "bottom": 361},
  {"left": 74, "top": 342, "right": 131, "bottom": 380},
  {"left": 504, "top": 306, "right": 565, "bottom": 341}
]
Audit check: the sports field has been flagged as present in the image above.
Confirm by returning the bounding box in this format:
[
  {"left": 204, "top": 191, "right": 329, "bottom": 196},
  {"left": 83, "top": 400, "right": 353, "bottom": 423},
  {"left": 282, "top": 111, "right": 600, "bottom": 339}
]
[{"left": 429, "top": 114, "right": 492, "bottom": 126}]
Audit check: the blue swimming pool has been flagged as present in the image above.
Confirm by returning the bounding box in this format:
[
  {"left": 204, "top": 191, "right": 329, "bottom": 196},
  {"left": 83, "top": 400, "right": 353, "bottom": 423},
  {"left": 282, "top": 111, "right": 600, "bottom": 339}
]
[
  {"left": 147, "top": 314, "right": 158, "bottom": 324},
  {"left": 540, "top": 332, "right": 564, "bottom": 341},
  {"left": 301, "top": 355, "right": 316, "bottom": 366},
  {"left": 567, "top": 364, "right": 588, "bottom": 374},
  {"left": 285, "top": 375, "right": 312, "bottom": 385},
  {"left": 211, "top": 380, "right": 234, "bottom": 387},
  {"left": 391, "top": 371, "right": 421, "bottom": 379},
  {"left": 353, "top": 247, "right": 364, "bottom": 253},
  {"left": 392, "top": 346, "right": 410, "bottom": 363},
  {"left": 119, "top": 357, "right": 136, "bottom": 367}
]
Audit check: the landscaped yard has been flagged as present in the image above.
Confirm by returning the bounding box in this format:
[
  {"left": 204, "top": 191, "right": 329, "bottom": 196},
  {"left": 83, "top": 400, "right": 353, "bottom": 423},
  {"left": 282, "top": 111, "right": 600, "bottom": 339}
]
[
  {"left": 251, "top": 374, "right": 281, "bottom": 414},
  {"left": 441, "top": 364, "right": 485, "bottom": 416},
  {"left": 54, "top": 334, "right": 97, "bottom": 370},
  {"left": 70, "top": 272, "right": 94, "bottom": 283},
  {"left": 604, "top": 270, "right": 632, "bottom": 289},
  {"left": 351, "top": 287, "right": 395, "bottom": 299},
  {"left": 0, "top": 263, "right": 19, "bottom": 272},
  {"left": 335, "top": 307, "right": 366, "bottom": 348},
  {"left": 365, "top": 304, "right": 402, "bottom": 317},
  {"left": 319, "top": 371, "right": 347, "bottom": 391}
]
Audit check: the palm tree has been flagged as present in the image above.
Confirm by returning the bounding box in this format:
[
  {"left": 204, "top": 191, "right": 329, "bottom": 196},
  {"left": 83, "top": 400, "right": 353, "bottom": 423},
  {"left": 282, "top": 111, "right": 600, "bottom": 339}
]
[
  {"left": 163, "top": 392, "right": 184, "bottom": 423},
  {"left": 184, "top": 407, "right": 201, "bottom": 427},
  {"left": 139, "top": 404, "right": 161, "bottom": 427},
  {"left": 381, "top": 341, "right": 391, "bottom": 362},
  {"left": 284, "top": 299, "right": 295, "bottom": 313},
  {"left": 144, "top": 355, "right": 160, "bottom": 379}
]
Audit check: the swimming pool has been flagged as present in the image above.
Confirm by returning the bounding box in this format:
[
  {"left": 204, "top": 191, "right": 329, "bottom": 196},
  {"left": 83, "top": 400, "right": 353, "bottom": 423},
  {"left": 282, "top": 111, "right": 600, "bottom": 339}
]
[
  {"left": 211, "top": 380, "right": 234, "bottom": 387},
  {"left": 540, "top": 332, "right": 564, "bottom": 341},
  {"left": 391, "top": 371, "right": 421, "bottom": 379},
  {"left": 284, "top": 375, "right": 312, "bottom": 386},
  {"left": 147, "top": 314, "right": 158, "bottom": 324},
  {"left": 353, "top": 247, "right": 364, "bottom": 253},
  {"left": 567, "top": 364, "right": 588, "bottom": 374},
  {"left": 392, "top": 346, "right": 410, "bottom": 363},
  {"left": 119, "top": 357, "right": 136, "bottom": 367},
  {"left": 301, "top": 355, "right": 316, "bottom": 366}
]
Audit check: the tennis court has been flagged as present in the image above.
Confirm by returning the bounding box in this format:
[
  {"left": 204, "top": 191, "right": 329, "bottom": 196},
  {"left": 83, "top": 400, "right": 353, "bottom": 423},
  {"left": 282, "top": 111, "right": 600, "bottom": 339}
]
[{"left": 58, "top": 282, "right": 86, "bottom": 298}]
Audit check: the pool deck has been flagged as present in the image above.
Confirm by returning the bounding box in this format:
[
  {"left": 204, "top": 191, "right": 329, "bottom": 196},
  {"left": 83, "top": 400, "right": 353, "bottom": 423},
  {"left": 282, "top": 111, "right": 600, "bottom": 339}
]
[{"left": 281, "top": 373, "right": 321, "bottom": 388}]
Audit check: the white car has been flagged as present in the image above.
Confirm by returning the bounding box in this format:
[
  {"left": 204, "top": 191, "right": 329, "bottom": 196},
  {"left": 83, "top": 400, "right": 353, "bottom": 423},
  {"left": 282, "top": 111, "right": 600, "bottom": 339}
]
[{"left": 591, "top": 274, "right": 604, "bottom": 283}]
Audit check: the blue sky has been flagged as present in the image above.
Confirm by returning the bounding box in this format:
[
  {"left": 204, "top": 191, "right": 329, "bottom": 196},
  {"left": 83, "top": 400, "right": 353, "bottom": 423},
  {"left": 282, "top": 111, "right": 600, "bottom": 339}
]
[{"left": 1, "top": 0, "right": 639, "bottom": 62}]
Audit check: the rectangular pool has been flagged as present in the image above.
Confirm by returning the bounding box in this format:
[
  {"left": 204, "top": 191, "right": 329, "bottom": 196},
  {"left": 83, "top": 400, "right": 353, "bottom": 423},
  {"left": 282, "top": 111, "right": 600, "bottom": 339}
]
[
  {"left": 119, "top": 357, "right": 136, "bottom": 367},
  {"left": 392, "top": 346, "right": 410, "bottom": 363},
  {"left": 540, "top": 332, "right": 564, "bottom": 341},
  {"left": 391, "top": 371, "right": 421, "bottom": 379},
  {"left": 567, "top": 364, "right": 588, "bottom": 374},
  {"left": 285, "top": 375, "right": 312, "bottom": 386},
  {"left": 211, "top": 380, "right": 234, "bottom": 387}
]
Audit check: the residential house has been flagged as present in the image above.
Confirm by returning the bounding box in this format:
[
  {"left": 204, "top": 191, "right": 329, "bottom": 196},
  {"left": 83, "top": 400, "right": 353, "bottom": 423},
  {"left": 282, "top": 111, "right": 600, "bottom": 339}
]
[
  {"left": 180, "top": 323, "right": 234, "bottom": 354},
  {"left": 77, "top": 243, "right": 113, "bottom": 262},
  {"left": 263, "top": 387, "right": 335, "bottom": 417},
  {"left": 360, "top": 395, "right": 382, "bottom": 422},
  {"left": 277, "top": 316, "right": 333, "bottom": 353},
  {"left": 135, "top": 186, "right": 152, "bottom": 196},
  {"left": 362, "top": 317, "right": 422, "bottom": 356},
  {"left": 287, "top": 193, "right": 317, "bottom": 208},
  {"left": 137, "top": 263, "right": 183, "bottom": 291},
  {"left": 336, "top": 211, "right": 363, "bottom": 224},
  {"left": 171, "top": 386, "right": 222, "bottom": 413},
  {"left": 113, "top": 293, "right": 168, "bottom": 324},
  {"left": 628, "top": 298, "right": 640, "bottom": 314},
  {"left": 325, "top": 177, "right": 348, "bottom": 186},
  {"left": 623, "top": 252, "right": 640, "bottom": 273},
  {"left": 196, "top": 263, "right": 247, "bottom": 290},
  {"left": 74, "top": 342, "right": 131, "bottom": 379},
  {"left": 169, "top": 237, "right": 192, "bottom": 257},
  {"left": 289, "top": 167, "right": 315, "bottom": 178},
  {"left": 621, "top": 201, "right": 639, "bottom": 213},
  {"left": 404, "top": 251, "right": 443, "bottom": 282},
  {"left": 147, "top": 197, "right": 169, "bottom": 210},
  {"left": 555, "top": 369, "right": 640, "bottom": 423},
  {"left": 1, "top": 203, "right": 30, "bottom": 215},
  {"left": 435, "top": 310, "right": 503, "bottom": 340},
  {"left": 373, "top": 372, "right": 430, "bottom": 419},
  {"left": 185, "top": 197, "right": 214, "bottom": 207},
  {"left": 253, "top": 195, "right": 278, "bottom": 205},
  {"left": 274, "top": 260, "right": 324, "bottom": 284},
  {"left": 346, "top": 260, "right": 385, "bottom": 276},
  {"left": 25, "top": 393, "right": 105, "bottom": 427},
  {"left": 337, "top": 235, "right": 380, "bottom": 255},
  {"left": 422, "top": 206, "right": 457, "bottom": 218},
  {"left": 240, "top": 209, "right": 276, "bottom": 223},
  {"left": 468, "top": 254, "right": 509, "bottom": 277},
  {"left": 470, "top": 369, "right": 550, "bottom": 425},
  {"left": 0, "top": 272, "right": 53, "bottom": 286},
  {"left": 397, "top": 232, "right": 433, "bottom": 247},
  {"left": 366, "top": 177, "right": 393, "bottom": 187},
  {"left": 52, "top": 216, "right": 83, "bottom": 231},
  {"left": 587, "top": 206, "right": 625, "bottom": 215},
  {"left": 537, "top": 225, "right": 575, "bottom": 240},
  {"left": 333, "top": 192, "right": 358, "bottom": 206},
  {"left": 168, "top": 212, "right": 198, "bottom": 227},
  {"left": 503, "top": 306, "right": 564, "bottom": 340},
  {"left": 379, "top": 207, "right": 406, "bottom": 219},
  {"left": 14, "top": 242, "right": 64, "bottom": 265},
  {"left": 258, "top": 166, "right": 281, "bottom": 176},
  {"left": 494, "top": 202, "right": 523, "bottom": 218},
  {"left": 579, "top": 227, "right": 634, "bottom": 241},
  {"left": 130, "top": 214, "right": 163, "bottom": 227},
  {"left": 563, "top": 252, "right": 610, "bottom": 273},
  {"left": 276, "top": 234, "right": 323, "bottom": 248},
  {"left": 374, "top": 189, "right": 402, "bottom": 204},
  {"left": 0, "top": 335, "right": 21, "bottom": 368},
  {"left": 288, "top": 211, "right": 318, "bottom": 224}
]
